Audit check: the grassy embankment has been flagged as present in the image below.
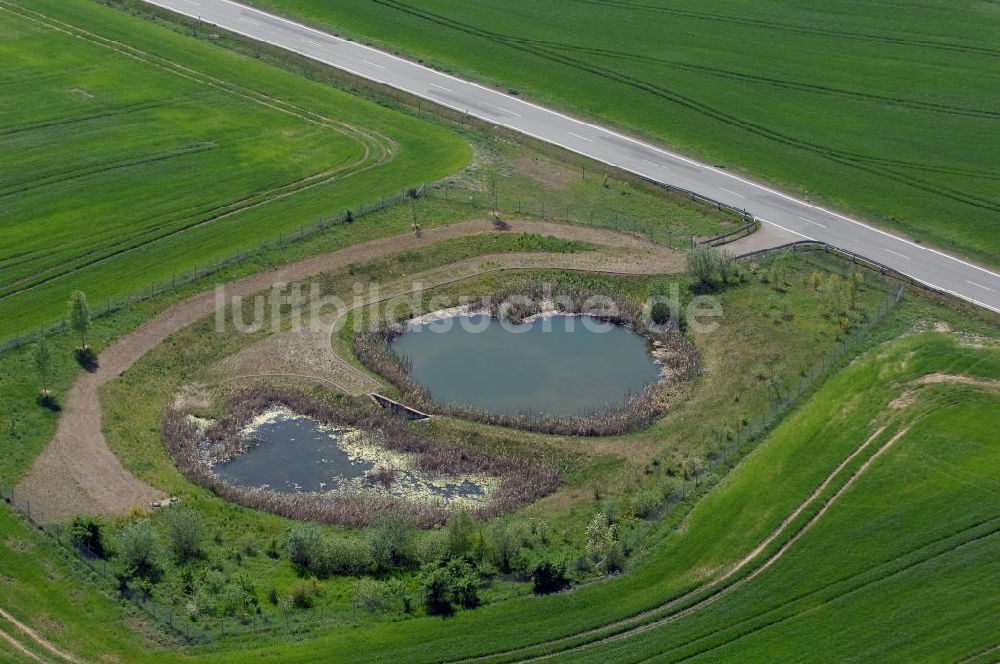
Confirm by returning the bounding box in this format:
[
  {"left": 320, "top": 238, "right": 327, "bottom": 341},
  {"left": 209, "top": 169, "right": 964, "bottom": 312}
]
[{"left": 256, "top": 0, "right": 1000, "bottom": 265}]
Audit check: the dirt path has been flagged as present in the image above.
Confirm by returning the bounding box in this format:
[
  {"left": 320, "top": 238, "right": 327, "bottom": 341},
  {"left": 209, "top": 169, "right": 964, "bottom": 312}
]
[{"left": 17, "top": 219, "right": 680, "bottom": 522}]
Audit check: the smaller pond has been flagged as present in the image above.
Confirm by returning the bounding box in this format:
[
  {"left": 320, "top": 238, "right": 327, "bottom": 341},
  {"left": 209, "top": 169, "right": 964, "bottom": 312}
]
[
  {"left": 212, "top": 407, "right": 491, "bottom": 504},
  {"left": 391, "top": 314, "right": 662, "bottom": 416}
]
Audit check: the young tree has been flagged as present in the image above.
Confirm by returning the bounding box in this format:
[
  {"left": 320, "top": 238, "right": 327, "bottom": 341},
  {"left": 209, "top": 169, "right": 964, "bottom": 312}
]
[
  {"left": 117, "top": 520, "right": 163, "bottom": 579},
  {"left": 68, "top": 290, "right": 91, "bottom": 348},
  {"left": 33, "top": 337, "right": 52, "bottom": 395},
  {"left": 163, "top": 507, "right": 205, "bottom": 560}
]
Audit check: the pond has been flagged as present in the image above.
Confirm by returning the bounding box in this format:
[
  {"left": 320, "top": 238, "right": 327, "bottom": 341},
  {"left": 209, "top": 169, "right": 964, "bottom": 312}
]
[
  {"left": 391, "top": 314, "right": 661, "bottom": 416},
  {"left": 212, "top": 407, "right": 490, "bottom": 503}
]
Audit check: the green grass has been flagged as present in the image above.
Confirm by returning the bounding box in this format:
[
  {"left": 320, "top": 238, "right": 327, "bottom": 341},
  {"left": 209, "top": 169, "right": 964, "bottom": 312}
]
[
  {"left": 253, "top": 0, "right": 1000, "bottom": 265},
  {"left": 0, "top": 265, "right": 995, "bottom": 661},
  {"left": 88, "top": 244, "right": 892, "bottom": 646},
  {"left": 569, "top": 340, "right": 1000, "bottom": 662},
  {"left": 0, "top": 0, "right": 470, "bottom": 337}
]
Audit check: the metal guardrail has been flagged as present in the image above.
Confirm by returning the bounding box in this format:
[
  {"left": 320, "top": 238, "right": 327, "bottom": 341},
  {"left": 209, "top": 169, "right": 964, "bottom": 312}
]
[{"left": 734, "top": 240, "right": 948, "bottom": 297}]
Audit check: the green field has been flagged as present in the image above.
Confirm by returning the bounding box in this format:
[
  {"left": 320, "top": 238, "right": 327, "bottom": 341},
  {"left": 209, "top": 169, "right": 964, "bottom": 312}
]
[
  {"left": 253, "top": 0, "right": 1000, "bottom": 265},
  {"left": 0, "top": 1, "right": 998, "bottom": 661},
  {"left": 0, "top": 0, "right": 470, "bottom": 336}
]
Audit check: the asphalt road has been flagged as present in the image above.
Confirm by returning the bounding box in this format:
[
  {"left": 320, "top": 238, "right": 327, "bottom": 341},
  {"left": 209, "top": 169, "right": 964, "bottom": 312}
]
[{"left": 143, "top": 0, "right": 1000, "bottom": 313}]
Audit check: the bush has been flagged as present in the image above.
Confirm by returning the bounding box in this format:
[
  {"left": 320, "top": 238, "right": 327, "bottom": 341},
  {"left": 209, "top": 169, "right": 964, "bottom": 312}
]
[
  {"left": 489, "top": 522, "right": 523, "bottom": 574},
  {"left": 446, "top": 510, "right": 477, "bottom": 559},
  {"left": 117, "top": 520, "right": 162, "bottom": 580},
  {"left": 687, "top": 244, "right": 740, "bottom": 291},
  {"left": 531, "top": 559, "right": 570, "bottom": 595},
  {"left": 289, "top": 579, "right": 320, "bottom": 609},
  {"left": 321, "top": 538, "right": 373, "bottom": 576},
  {"left": 421, "top": 566, "right": 454, "bottom": 616},
  {"left": 287, "top": 524, "right": 324, "bottom": 570},
  {"left": 162, "top": 507, "right": 205, "bottom": 560},
  {"left": 69, "top": 515, "right": 105, "bottom": 558},
  {"left": 420, "top": 559, "right": 480, "bottom": 616},
  {"left": 369, "top": 511, "right": 417, "bottom": 570},
  {"left": 627, "top": 490, "right": 661, "bottom": 519}
]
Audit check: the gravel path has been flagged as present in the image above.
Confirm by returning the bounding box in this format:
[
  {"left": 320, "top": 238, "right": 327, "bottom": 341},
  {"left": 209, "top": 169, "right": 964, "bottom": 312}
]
[{"left": 16, "top": 219, "right": 681, "bottom": 522}]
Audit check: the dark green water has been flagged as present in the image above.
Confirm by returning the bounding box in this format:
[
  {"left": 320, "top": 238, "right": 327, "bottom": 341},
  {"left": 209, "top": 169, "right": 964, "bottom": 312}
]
[
  {"left": 213, "top": 412, "right": 368, "bottom": 493},
  {"left": 213, "top": 409, "right": 486, "bottom": 500},
  {"left": 391, "top": 314, "right": 661, "bottom": 416}
]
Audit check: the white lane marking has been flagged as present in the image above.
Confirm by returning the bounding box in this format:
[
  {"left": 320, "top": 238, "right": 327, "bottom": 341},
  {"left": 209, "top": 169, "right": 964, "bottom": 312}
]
[
  {"left": 155, "top": 0, "right": 1000, "bottom": 294},
  {"left": 430, "top": 83, "right": 451, "bottom": 92},
  {"left": 362, "top": 59, "right": 386, "bottom": 70},
  {"left": 965, "top": 280, "right": 996, "bottom": 292},
  {"left": 183, "top": 0, "right": 199, "bottom": 5},
  {"left": 503, "top": 108, "right": 522, "bottom": 118},
  {"left": 719, "top": 187, "right": 744, "bottom": 199},
  {"left": 884, "top": 248, "right": 910, "bottom": 260},
  {"left": 641, "top": 158, "right": 666, "bottom": 169},
  {"left": 797, "top": 216, "right": 826, "bottom": 228},
  {"left": 756, "top": 217, "right": 813, "bottom": 241},
  {"left": 568, "top": 132, "right": 593, "bottom": 142},
  {"left": 302, "top": 38, "right": 320, "bottom": 46},
  {"left": 238, "top": 16, "right": 259, "bottom": 25}
]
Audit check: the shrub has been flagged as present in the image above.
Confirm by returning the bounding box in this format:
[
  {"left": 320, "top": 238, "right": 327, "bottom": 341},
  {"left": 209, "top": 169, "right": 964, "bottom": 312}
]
[
  {"left": 531, "top": 559, "right": 570, "bottom": 595},
  {"left": 446, "top": 510, "right": 477, "bottom": 559},
  {"left": 162, "top": 507, "right": 205, "bottom": 560},
  {"left": 627, "top": 490, "right": 661, "bottom": 519},
  {"left": 419, "top": 559, "right": 480, "bottom": 616},
  {"left": 585, "top": 512, "right": 617, "bottom": 560},
  {"left": 117, "top": 520, "right": 162, "bottom": 580},
  {"left": 650, "top": 301, "right": 673, "bottom": 326},
  {"left": 604, "top": 542, "right": 626, "bottom": 574},
  {"left": 369, "top": 511, "right": 417, "bottom": 570},
  {"left": 421, "top": 565, "right": 454, "bottom": 616},
  {"left": 489, "top": 522, "right": 522, "bottom": 574},
  {"left": 287, "top": 524, "right": 324, "bottom": 570},
  {"left": 69, "top": 515, "right": 105, "bottom": 558},
  {"left": 289, "top": 579, "right": 320, "bottom": 609},
  {"left": 687, "top": 244, "right": 740, "bottom": 291},
  {"left": 322, "top": 538, "right": 373, "bottom": 576}
]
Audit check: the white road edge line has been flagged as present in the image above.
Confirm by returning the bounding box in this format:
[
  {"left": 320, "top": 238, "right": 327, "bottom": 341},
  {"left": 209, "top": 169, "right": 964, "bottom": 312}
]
[{"left": 138, "top": 0, "right": 1000, "bottom": 311}]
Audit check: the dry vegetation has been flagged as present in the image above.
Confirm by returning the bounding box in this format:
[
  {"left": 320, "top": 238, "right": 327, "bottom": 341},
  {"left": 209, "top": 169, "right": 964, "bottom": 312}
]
[{"left": 162, "top": 388, "right": 560, "bottom": 527}]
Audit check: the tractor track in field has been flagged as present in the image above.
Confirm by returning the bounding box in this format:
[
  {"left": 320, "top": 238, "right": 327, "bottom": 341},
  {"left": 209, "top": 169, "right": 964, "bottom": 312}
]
[
  {"left": 0, "top": 607, "right": 84, "bottom": 664},
  {"left": 452, "top": 425, "right": 912, "bottom": 662},
  {"left": 0, "top": 1, "right": 397, "bottom": 299},
  {"left": 570, "top": 0, "right": 1000, "bottom": 59},
  {"left": 370, "top": 0, "right": 1000, "bottom": 216},
  {"left": 642, "top": 519, "right": 1000, "bottom": 662}
]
